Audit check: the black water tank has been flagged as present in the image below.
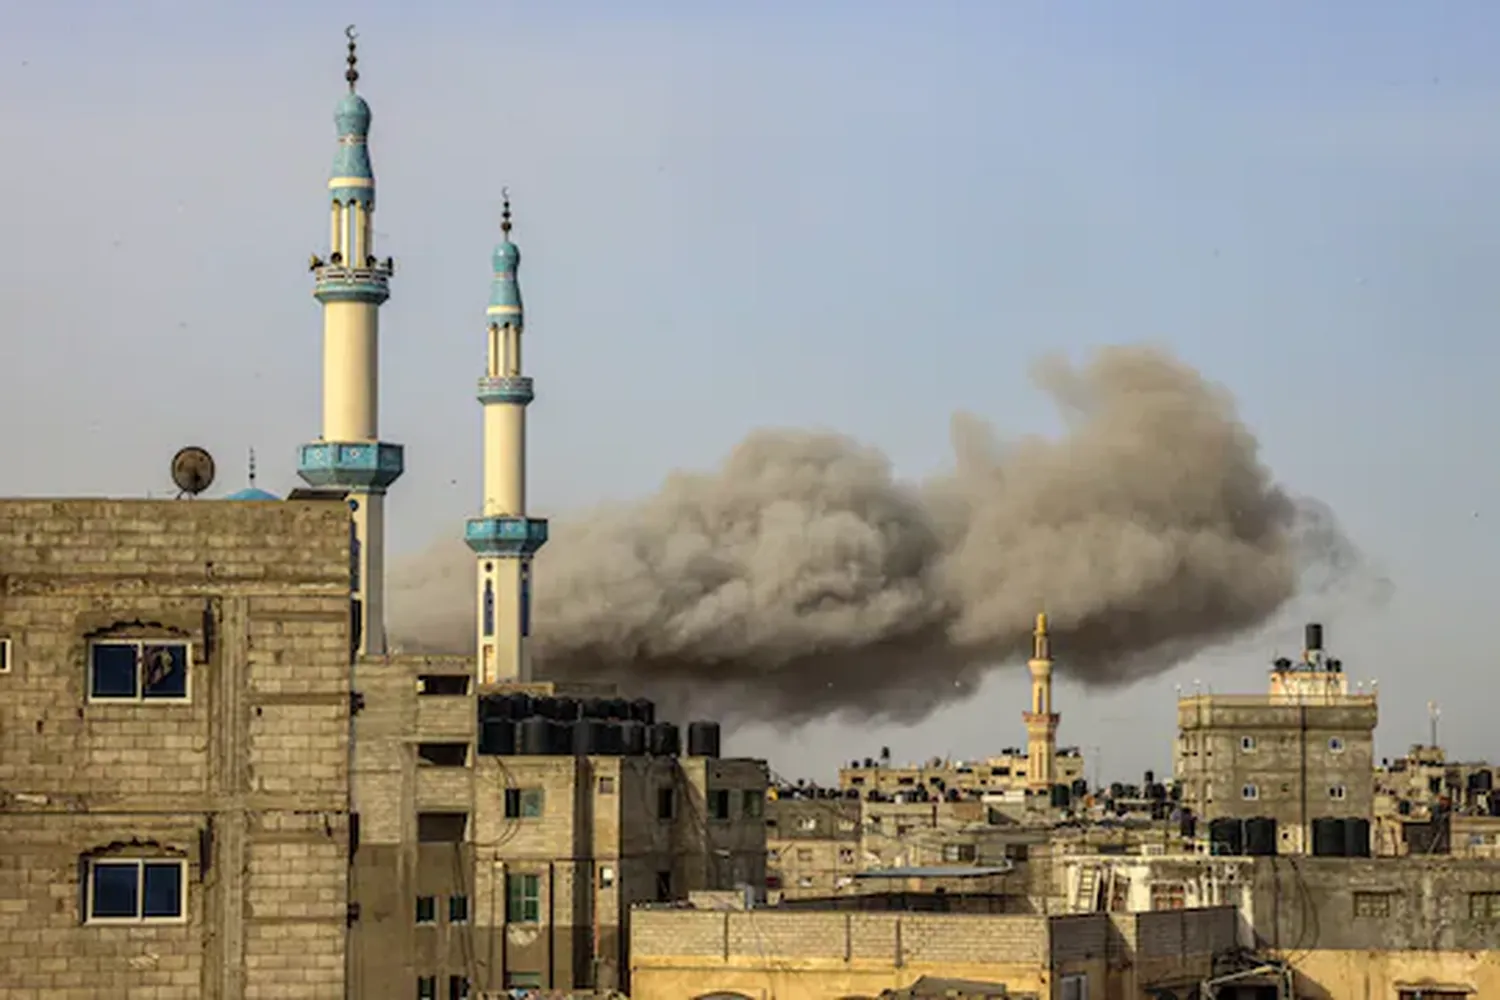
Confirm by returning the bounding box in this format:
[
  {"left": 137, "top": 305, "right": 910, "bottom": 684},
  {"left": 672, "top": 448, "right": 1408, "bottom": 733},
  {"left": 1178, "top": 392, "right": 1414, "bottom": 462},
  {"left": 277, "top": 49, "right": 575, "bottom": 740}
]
[
  {"left": 573, "top": 719, "right": 605, "bottom": 756},
  {"left": 549, "top": 720, "right": 574, "bottom": 755},
  {"left": 1144, "top": 769, "right": 1156, "bottom": 786},
  {"left": 554, "top": 696, "right": 579, "bottom": 722},
  {"left": 1489, "top": 796, "right": 1500, "bottom": 818},
  {"left": 648, "top": 722, "right": 681, "bottom": 756},
  {"left": 605, "top": 697, "right": 631, "bottom": 721},
  {"left": 1305, "top": 622, "right": 1324, "bottom": 652},
  {"left": 1071, "top": 778, "right": 1088, "bottom": 798},
  {"left": 1208, "top": 817, "right": 1243, "bottom": 855},
  {"left": 1149, "top": 783, "right": 1167, "bottom": 801},
  {"left": 1050, "top": 784, "right": 1071, "bottom": 809},
  {"left": 1179, "top": 811, "right": 1197, "bottom": 839},
  {"left": 686, "top": 721, "right": 722, "bottom": 758},
  {"left": 598, "top": 722, "right": 624, "bottom": 755},
  {"left": 1311, "top": 817, "right": 1345, "bottom": 857},
  {"left": 477, "top": 695, "right": 502, "bottom": 722},
  {"left": 1473, "top": 770, "right": 1494, "bottom": 792},
  {"left": 630, "top": 698, "right": 656, "bottom": 725},
  {"left": 517, "top": 717, "right": 551, "bottom": 756},
  {"left": 1345, "top": 817, "right": 1372, "bottom": 858},
  {"left": 578, "top": 697, "right": 605, "bottom": 719},
  {"left": 1398, "top": 799, "right": 1413, "bottom": 816},
  {"left": 1150, "top": 801, "right": 1169, "bottom": 821},
  {"left": 506, "top": 692, "right": 533, "bottom": 720},
  {"left": 621, "top": 720, "right": 647, "bottom": 756},
  {"left": 1244, "top": 817, "right": 1278, "bottom": 856},
  {"left": 481, "top": 718, "right": 517, "bottom": 756},
  {"left": 1109, "top": 782, "right": 1125, "bottom": 799},
  {"left": 531, "top": 696, "right": 558, "bottom": 720}
]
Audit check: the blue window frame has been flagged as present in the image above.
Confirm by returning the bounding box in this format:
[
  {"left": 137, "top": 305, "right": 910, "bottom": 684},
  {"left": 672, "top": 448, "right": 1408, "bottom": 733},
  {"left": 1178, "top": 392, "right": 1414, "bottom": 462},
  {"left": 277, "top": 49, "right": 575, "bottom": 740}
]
[
  {"left": 86, "top": 859, "right": 185, "bottom": 922},
  {"left": 88, "top": 641, "right": 190, "bottom": 701}
]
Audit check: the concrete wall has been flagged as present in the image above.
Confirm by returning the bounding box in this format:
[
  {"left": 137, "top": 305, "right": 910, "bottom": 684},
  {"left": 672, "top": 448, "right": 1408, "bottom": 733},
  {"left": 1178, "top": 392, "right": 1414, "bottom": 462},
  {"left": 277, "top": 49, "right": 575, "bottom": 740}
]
[
  {"left": 629, "top": 905, "right": 1237, "bottom": 1000},
  {"left": 0, "top": 499, "right": 353, "bottom": 998}
]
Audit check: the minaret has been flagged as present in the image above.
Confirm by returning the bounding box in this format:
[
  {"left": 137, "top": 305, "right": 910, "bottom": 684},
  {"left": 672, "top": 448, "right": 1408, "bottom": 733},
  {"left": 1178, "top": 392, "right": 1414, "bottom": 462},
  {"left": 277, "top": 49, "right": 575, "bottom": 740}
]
[
  {"left": 297, "top": 27, "right": 403, "bottom": 656},
  {"left": 1023, "top": 612, "right": 1060, "bottom": 794},
  {"left": 465, "top": 193, "right": 548, "bottom": 684}
]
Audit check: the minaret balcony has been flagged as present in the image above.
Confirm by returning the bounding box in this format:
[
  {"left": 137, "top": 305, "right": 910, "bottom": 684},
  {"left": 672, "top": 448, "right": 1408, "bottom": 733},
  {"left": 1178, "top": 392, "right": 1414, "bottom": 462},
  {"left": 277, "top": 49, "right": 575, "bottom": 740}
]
[
  {"left": 298, "top": 441, "right": 404, "bottom": 491},
  {"left": 313, "top": 264, "right": 392, "bottom": 305},
  {"left": 476, "top": 376, "right": 535, "bottom": 405},
  {"left": 465, "top": 516, "right": 548, "bottom": 557}
]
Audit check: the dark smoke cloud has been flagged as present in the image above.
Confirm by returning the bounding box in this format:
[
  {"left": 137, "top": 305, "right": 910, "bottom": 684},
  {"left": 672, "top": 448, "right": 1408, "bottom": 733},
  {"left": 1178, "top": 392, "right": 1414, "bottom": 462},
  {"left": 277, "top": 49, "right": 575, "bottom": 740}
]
[{"left": 388, "top": 345, "right": 1378, "bottom": 726}]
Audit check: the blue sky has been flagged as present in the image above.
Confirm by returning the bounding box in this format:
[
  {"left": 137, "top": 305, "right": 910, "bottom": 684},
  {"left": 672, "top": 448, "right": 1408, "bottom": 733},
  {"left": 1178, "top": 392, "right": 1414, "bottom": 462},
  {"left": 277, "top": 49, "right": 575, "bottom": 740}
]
[{"left": 5, "top": 1, "right": 1500, "bottom": 781}]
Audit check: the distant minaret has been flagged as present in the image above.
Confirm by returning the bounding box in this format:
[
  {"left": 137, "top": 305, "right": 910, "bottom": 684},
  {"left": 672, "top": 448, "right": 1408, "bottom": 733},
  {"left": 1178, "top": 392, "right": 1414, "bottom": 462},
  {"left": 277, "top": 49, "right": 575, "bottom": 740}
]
[
  {"left": 1024, "top": 612, "right": 1059, "bottom": 794},
  {"left": 297, "top": 27, "right": 403, "bottom": 656},
  {"left": 466, "top": 193, "right": 548, "bottom": 684}
]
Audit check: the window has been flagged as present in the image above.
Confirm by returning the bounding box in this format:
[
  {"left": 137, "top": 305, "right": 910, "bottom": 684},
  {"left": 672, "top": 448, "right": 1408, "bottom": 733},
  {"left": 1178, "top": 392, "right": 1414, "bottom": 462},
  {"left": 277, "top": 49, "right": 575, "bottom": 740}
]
[
  {"left": 1329, "top": 736, "right": 1346, "bottom": 753},
  {"left": 798, "top": 876, "right": 814, "bottom": 888},
  {"left": 1240, "top": 736, "right": 1257, "bottom": 752},
  {"left": 767, "top": 849, "right": 780, "bottom": 862},
  {"left": 415, "top": 895, "right": 436, "bottom": 924},
  {"left": 504, "top": 973, "right": 543, "bottom": 990},
  {"left": 708, "top": 789, "right": 731, "bottom": 820},
  {"left": 657, "top": 787, "right": 676, "bottom": 820},
  {"left": 1353, "top": 891, "right": 1391, "bottom": 918},
  {"left": 742, "top": 789, "right": 764, "bottom": 818},
  {"left": 598, "top": 866, "right": 615, "bottom": 889},
  {"left": 417, "top": 976, "right": 437, "bottom": 1000},
  {"left": 505, "top": 874, "right": 540, "bottom": 923},
  {"left": 88, "top": 641, "right": 189, "bottom": 702},
  {"left": 598, "top": 776, "right": 615, "bottom": 795},
  {"left": 85, "top": 859, "right": 186, "bottom": 923},
  {"left": 417, "top": 743, "right": 469, "bottom": 767},
  {"left": 1151, "top": 883, "right": 1187, "bottom": 911},
  {"left": 797, "top": 816, "right": 817, "bottom": 832},
  {"left": 0, "top": 637, "right": 10, "bottom": 673},
  {"left": 416, "top": 812, "right": 468, "bottom": 843},
  {"left": 448, "top": 895, "right": 468, "bottom": 923},
  {"left": 1329, "top": 784, "right": 1347, "bottom": 800},
  {"left": 1469, "top": 891, "right": 1500, "bottom": 920},
  {"left": 942, "top": 843, "right": 977, "bottom": 862},
  {"left": 796, "top": 848, "right": 813, "bottom": 863},
  {"left": 1241, "top": 783, "right": 1260, "bottom": 801},
  {"left": 654, "top": 870, "right": 672, "bottom": 901},
  {"left": 417, "top": 674, "right": 468, "bottom": 696},
  {"left": 1059, "top": 974, "right": 1088, "bottom": 1000},
  {"left": 448, "top": 975, "right": 470, "bottom": 1000},
  {"left": 504, "top": 788, "right": 545, "bottom": 819},
  {"left": 838, "top": 848, "right": 855, "bottom": 864}
]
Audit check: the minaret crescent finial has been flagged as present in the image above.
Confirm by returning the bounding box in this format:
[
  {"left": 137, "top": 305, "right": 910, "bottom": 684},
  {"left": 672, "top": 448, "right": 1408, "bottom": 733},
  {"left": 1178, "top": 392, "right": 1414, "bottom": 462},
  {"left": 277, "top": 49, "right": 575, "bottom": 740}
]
[
  {"left": 500, "top": 187, "right": 513, "bottom": 237},
  {"left": 248, "top": 447, "right": 258, "bottom": 488},
  {"left": 344, "top": 25, "right": 359, "bottom": 91}
]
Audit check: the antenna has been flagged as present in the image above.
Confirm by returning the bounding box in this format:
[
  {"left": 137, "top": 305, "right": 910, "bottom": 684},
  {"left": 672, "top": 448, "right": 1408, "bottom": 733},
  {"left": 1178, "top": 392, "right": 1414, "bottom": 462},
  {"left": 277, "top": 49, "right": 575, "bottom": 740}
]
[
  {"left": 1428, "top": 701, "right": 1441, "bottom": 750},
  {"left": 170, "top": 446, "right": 216, "bottom": 499}
]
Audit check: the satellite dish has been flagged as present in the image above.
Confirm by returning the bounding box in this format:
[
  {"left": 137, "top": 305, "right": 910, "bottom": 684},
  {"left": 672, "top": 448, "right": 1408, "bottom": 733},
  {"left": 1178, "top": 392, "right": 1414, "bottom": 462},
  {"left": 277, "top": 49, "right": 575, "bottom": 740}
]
[{"left": 170, "top": 446, "right": 216, "bottom": 498}]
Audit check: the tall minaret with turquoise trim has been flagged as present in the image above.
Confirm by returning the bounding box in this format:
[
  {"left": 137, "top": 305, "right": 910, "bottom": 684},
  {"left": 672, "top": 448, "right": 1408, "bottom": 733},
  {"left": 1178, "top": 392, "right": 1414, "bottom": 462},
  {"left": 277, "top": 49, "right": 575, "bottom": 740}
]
[
  {"left": 298, "top": 27, "right": 403, "bottom": 656},
  {"left": 466, "top": 194, "right": 548, "bottom": 684}
]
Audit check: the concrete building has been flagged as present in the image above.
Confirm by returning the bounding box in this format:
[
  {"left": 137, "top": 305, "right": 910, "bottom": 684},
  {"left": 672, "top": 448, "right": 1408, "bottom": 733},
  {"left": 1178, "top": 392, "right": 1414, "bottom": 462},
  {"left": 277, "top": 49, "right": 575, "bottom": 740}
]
[
  {"left": 0, "top": 498, "right": 355, "bottom": 997},
  {"left": 296, "top": 29, "right": 403, "bottom": 659},
  {"left": 466, "top": 195, "right": 548, "bottom": 686},
  {"left": 1175, "top": 622, "right": 1378, "bottom": 855}
]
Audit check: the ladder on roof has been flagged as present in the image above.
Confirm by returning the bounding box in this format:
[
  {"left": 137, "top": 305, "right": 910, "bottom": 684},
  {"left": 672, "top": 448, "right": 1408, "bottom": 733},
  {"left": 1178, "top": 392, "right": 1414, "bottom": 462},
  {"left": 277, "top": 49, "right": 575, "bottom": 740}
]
[{"left": 1073, "top": 863, "right": 1101, "bottom": 912}]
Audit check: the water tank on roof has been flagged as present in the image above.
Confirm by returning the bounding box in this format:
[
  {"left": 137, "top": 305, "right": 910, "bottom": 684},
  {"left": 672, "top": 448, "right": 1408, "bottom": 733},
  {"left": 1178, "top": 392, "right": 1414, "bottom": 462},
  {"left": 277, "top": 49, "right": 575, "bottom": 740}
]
[
  {"left": 630, "top": 697, "right": 656, "bottom": 725},
  {"left": 648, "top": 722, "right": 681, "bottom": 757},
  {"left": 1488, "top": 796, "right": 1500, "bottom": 818},
  {"left": 1050, "top": 784, "right": 1070, "bottom": 809},
  {"left": 599, "top": 722, "right": 625, "bottom": 756},
  {"left": 1472, "top": 770, "right": 1494, "bottom": 792},
  {"left": 621, "top": 720, "right": 647, "bottom": 756},
  {"left": 1344, "top": 817, "right": 1371, "bottom": 858},
  {"left": 1311, "top": 818, "right": 1345, "bottom": 857},
  {"left": 517, "top": 717, "right": 551, "bottom": 756},
  {"left": 573, "top": 719, "right": 605, "bottom": 756},
  {"left": 480, "top": 718, "right": 516, "bottom": 756},
  {"left": 1144, "top": 769, "right": 1156, "bottom": 786},
  {"left": 532, "top": 697, "right": 558, "bottom": 720},
  {"left": 1178, "top": 811, "right": 1197, "bottom": 839},
  {"left": 606, "top": 698, "right": 631, "bottom": 721},
  {"left": 554, "top": 696, "right": 579, "bottom": 722},
  {"left": 547, "top": 720, "right": 572, "bottom": 755},
  {"left": 1244, "top": 817, "right": 1278, "bottom": 856},
  {"left": 1071, "top": 778, "right": 1088, "bottom": 798},
  {"left": 687, "top": 721, "right": 722, "bottom": 758},
  {"left": 1208, "top": 818, "right": 1243, "bottom": 856},
  {"left": 580, "top": 697, "right": 607, "bottom": 719},
  {"left": 506, "top": 692, "right": 533, "bottom": 720}
]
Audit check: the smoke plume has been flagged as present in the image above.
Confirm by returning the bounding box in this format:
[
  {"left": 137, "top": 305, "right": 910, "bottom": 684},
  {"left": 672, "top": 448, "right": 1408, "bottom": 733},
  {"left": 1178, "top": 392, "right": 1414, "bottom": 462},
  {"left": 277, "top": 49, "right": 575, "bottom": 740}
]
[{"left": 388, "top": 344, "right": 1375, "bottom": 726}]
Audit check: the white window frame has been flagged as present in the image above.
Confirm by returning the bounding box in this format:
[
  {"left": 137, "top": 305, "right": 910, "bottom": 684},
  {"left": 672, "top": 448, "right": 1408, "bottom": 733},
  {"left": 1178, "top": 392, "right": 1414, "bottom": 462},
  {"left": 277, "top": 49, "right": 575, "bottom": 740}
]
[
  {"left": 1241, "top": 783, "right": 1260, "bottom": 801},
  {"left": 1240, "top": 735, "right": 1257, "bottom": 752},
  {"left": 0, "top": 637, "right": 10, "bottom": 674},
  {"left": 1329, "top": 784, "right": 1347, "bottom": 800},
  {"left": 86, "top": 639, "right": 193, "bottom": 704},
  {"left": 1328, "top": 736, "right": 1346, "bottom": 754},
  {"left": 84, "top": 857, "right": 188, "bottom": 924}
]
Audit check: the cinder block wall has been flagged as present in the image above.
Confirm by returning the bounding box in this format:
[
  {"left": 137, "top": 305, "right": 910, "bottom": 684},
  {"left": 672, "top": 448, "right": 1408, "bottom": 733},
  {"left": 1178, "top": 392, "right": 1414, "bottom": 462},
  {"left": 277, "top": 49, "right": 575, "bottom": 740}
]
[{"left": 0, "top": 499, "right": 353, "bottom": 999}]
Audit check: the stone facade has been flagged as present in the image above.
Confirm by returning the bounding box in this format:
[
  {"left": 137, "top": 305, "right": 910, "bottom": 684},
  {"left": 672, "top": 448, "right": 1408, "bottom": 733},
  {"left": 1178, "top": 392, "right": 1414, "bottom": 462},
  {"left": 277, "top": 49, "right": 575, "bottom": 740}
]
[{"left": 0, "top": 499, "right": 353, "bottom": 999}]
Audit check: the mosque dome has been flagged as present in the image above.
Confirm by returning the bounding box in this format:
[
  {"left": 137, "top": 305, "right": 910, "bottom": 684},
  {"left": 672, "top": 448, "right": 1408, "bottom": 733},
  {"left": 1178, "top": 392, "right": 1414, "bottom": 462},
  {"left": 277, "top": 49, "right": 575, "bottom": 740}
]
[
  {"left": 225, "top": 487, "right": 281, "bottom": 502},
  {"left": 335, "top": 92, "right": 372, "bottom": 137}
]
